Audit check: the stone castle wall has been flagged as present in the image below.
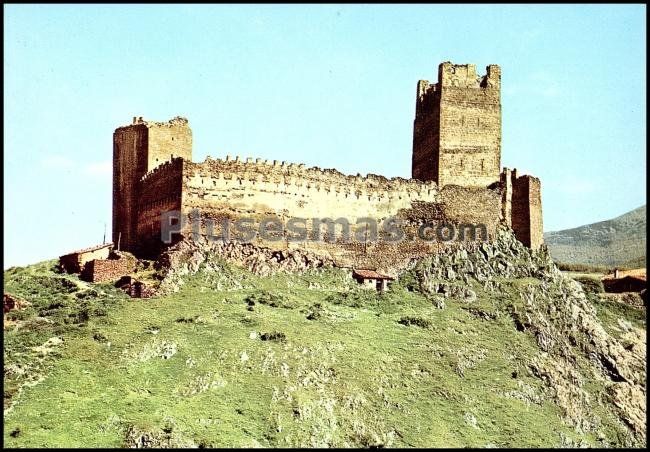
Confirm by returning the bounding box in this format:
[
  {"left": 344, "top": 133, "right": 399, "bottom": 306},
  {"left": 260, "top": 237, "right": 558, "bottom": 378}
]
[
  {"left": 129, "top": 154, "right": 505, "bottom": 269},
  {"left": 113, "top": 123, "right": 148, "bottom": 252},
  {"left": 412, "top": 80, "right": 440, "bottom": 182},
  {"left": 181, "top": 156, "right": 439, "bottom": 222},
  {"left": 527, "top": 177, "right": 543, "bottom": 250},
  {"left": 118, "top": 151, "right": 540, "bottom": 267},
  {"left": 145, "top": 117, "right": 192, "bottom": 170}
]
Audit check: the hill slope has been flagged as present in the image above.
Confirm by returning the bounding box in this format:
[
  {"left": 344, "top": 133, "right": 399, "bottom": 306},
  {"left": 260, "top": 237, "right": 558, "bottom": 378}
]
[
  {"left": 544, "top": 205, "right": 646, "bottom": 268},
  {"left": 3, "top": 231, "right": 646, "bottom": 447}
]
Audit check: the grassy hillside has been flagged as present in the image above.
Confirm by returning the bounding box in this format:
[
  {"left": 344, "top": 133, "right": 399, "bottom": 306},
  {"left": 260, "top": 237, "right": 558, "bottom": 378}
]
[
  {"left": 544, "top": 205, "right": 646, "bottom": 268},
  {"left": 3, "top": 241, "right": 645, "bottom": 448}
]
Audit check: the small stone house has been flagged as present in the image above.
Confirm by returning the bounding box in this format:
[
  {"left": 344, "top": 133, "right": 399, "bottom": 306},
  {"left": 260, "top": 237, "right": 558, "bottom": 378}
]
[
  {"left": 352, "top": 269, "right": 394, "bottom": 292},
  {"left": 59, "top": 243, "right": 113, "bottom": 274}
]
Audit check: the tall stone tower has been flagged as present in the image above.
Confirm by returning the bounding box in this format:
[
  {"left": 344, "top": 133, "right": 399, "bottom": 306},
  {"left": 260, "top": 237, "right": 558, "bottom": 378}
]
[
  {"left": 112, "top": 116, "right": 192, "bottom": 253},
  {"left": 412, "top": 62, "right": 501, "bottom": 187}
]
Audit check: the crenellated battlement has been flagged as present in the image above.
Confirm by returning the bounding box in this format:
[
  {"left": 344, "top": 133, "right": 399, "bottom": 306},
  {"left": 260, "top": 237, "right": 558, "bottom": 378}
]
[
  {"left": 139, "top": 157, "right": 184, "bottom": 184},
  {"left": 415, "top": 63, "right": 500, "bottom": 117},
  {"left": 186, "top": 155, "right": 438, "bottom": 195},
  {"left": 115, "top": 115, "right": 189, "bottom": 132},
  {"left": 438, "top": 62, "right": 500, "bottom": 89}
]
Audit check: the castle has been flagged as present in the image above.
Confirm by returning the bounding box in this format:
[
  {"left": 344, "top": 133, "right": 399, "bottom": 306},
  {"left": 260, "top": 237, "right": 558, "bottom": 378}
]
[{"left": 112, "top": 62, "right": 543, "bottom": 270}]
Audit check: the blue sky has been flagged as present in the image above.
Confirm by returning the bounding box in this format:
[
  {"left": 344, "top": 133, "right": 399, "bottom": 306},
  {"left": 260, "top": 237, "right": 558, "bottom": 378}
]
[{"left": 4, "top": 4, "right": 646, "bottom": 268}]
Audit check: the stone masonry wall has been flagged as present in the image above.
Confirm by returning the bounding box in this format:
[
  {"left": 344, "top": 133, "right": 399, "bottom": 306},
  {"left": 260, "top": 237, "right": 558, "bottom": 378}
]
[
  {"left": 59, "top": 245, "right": 112, "bottom": 274},
  {"left": 80, "top": 257, "right": 134, "bottom": 283},
  {"left": 125, "top": 155, "right": 535, "bottom": 265},
  {"left": 412, "top": 62, "right": 501, "bottom": 188},
  {"left": 526, "top": 176, "right": 543, "bottom": 250},
  {"left": 136, "top": 158, "right": 185, "bottom": 257},
  {"left": 126, "top": 150, "right": 504, "bottom": 268},
  {"left": 146, "top": 117, "right": 192, "bottom": 172},
  {"left": 412, "top": 80, "right": 440, "bottom": 181},
  {"left": 511, "top": 173, "right": 543, "bottom": 250},
  {"left": 113, "top": 123, "right": 148, "bottom": 252},
  {"left": 500, "top": 168, "right": 514, "bottom": 228},
  {"left": 113, "top": 117, "right": 192, "bottom": 253}
]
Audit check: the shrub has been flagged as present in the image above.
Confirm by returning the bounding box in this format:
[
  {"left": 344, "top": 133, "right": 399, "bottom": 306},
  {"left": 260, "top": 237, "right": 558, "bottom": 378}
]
[
  {"left": 5, "top": 309, "right": 31, "bottom": 322},
  {"left": 556, "top": 262, "right": 609, "bottom": 273},
  {"left": 245, "top": 292, "right": 293, "bottom": 309},
  {"left": 326, "top": 290, "right": 378, "bottom": 308},
  {"left": 398, "top": 316, "right": 432, "bottom": 328},
  {"left": 239, "top": 315, "right": 260, "bottom": 327},
  {"left": 394, "top": 271, "right": 420, "bottom": 293},
  {"left": 176, "top": 316, "right": 198, "bottom": 324},
  {"left": 260, "top": 331, "right": 286, "bottom": 342},
  {"left": 93, "top": 331, "right": 108, "bottom": 342},
  {"left": 306, "top": 303, "right": 324, "bottom": 320}
]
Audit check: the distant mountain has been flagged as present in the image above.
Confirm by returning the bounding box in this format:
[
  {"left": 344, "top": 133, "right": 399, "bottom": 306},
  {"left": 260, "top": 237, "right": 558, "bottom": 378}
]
[{"left": 544, "top": 205, "right": 646, "bottom": 268}]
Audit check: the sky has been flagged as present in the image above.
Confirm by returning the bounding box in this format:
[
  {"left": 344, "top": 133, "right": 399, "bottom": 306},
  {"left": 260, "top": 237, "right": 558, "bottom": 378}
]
[{"left": 4, "top": 4, "right": 646, "bottom": 268}]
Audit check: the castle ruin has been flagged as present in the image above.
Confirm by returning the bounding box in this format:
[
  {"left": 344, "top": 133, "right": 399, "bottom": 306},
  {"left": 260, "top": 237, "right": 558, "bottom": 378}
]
[{"left": 112, "top": 62, "right": 543, "bottom": 270}]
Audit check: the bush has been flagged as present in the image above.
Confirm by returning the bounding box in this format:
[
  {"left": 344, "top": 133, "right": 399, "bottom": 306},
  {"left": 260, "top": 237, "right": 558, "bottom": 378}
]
[
  {"left": 176, "top": 316, "right": 198, "bottom": 324},
  {"left": 557, "top": 262, "right": 609, "bottom": 273},
  {"left": 5, "top": 309, "right": 31, "bottom": 322},
  {"left": 245, "top": 292, "right": 293, "bottom": 309},
  {"left": 394, "top": 271, "right": 420, "bottom": 293},
  {"left": 75, "top": 289, "right": 100, "bottom": 300},
  {"left": 306, "top": 303, "right": 324, "bottom": 320},
  {"left": 326, "top": 290, "right": 378, "bottom": 308},
  {"left": 398, "top": 316, "right": 432, "bottom": 328},
  {"left": 93, "top": 331, "right": 108, "bottom": 342},
  {"left": 260, "top": 331, "right": 286, "bottom": 342},
  {"left": 239, "top": 315, "right": 260, "bottom": 327}
]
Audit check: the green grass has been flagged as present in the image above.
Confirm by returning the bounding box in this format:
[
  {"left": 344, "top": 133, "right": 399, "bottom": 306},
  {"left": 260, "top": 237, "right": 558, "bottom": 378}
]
[
  {"left": 591, "top": 294, "right": 646, "bottom": 335},
  {"left": 2, "top": 261, "right": 641, "bottom": 447}
]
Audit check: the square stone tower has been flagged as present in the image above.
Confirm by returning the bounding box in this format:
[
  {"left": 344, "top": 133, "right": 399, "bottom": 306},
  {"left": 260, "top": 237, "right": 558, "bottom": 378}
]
[
  {"left": 412, "top": 62, "right": 501, "bottom": 187},
  {"left": 112, "top": 116, "right": 192, "bottom": 253}
]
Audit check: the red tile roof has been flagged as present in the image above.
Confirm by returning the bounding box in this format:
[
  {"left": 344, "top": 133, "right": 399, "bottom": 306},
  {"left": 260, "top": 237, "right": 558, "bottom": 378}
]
[
  {"left": 602, "top": 268, "right": 646, "bottom": 282},
  {"left": 353, "top": 269, "right": 394, "bottom": 280},
  {"left": 61, "top": 242, "right": 113, "bottom": 258}
]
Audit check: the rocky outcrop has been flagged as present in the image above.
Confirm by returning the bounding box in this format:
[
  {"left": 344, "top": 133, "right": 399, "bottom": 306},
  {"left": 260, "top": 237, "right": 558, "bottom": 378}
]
[
  {"left": 412, "top": 226, "right": 558, "bottom": 291},
  {"left": 4, "top": 293, "right": 31, "bottom": 314},
  {"left": 409, "top": 227, "right": 646, "bottom": 445},
  {"left": 154, "top": 238, "right": 335, "bottom": 294},
  {"left": 123, "top": 424, "right": 197, "bottom": 448}
]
